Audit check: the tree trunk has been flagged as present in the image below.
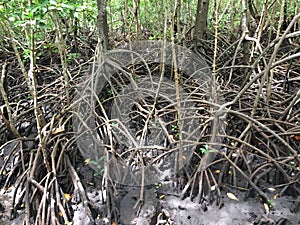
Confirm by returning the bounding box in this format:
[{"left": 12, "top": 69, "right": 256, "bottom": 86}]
[
  {"left": 193, "top": 0, "right": 210, "bottom": 46},
  {"left": 133, "top": 0, "right": 142, "bottom": 39},
  {"left": 97, "top": 0, "right": 109, "bottom": 51}
]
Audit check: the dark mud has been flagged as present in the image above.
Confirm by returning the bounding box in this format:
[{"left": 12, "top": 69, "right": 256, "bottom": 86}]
[{"left": 1, "top": 161, "right": 299, "bottom": 225}]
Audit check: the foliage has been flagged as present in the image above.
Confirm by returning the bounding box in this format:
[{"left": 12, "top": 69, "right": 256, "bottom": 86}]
[
  {"left": 89, "top": 156, "right": 105, "bottom": 177},
  {"left": 0, "top": 0, "right": 97, "bottom": 61},
  {"left": 199, "top": 144, "right": 218, "bottom": 154}
]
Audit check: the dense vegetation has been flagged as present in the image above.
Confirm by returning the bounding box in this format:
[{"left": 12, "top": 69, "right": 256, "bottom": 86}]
[{"left": 0, "top": 0, "right": 299, "bottom": 224}]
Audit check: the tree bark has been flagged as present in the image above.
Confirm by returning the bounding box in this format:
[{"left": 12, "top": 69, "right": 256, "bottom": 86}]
[
  {"left": 194, "top": 0, "right": 210, "bottom": 46},
  {"left": 97, "top": 0, "right": 109, "bottom": 51},
  {"left": 133, "top": 0, "right": 141, "bottom": 39}
]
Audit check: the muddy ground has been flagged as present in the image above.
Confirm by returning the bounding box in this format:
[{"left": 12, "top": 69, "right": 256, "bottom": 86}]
[{"left": 1, "top": 161, "right": 299, "bottom": 225}]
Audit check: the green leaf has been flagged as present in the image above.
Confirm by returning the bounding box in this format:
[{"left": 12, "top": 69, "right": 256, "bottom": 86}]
[
  {"left": 268, "top": 199, "right": 274, "bottom": 207},
  {"left": 28, "top": 12, "right": 34, "bottom": 19},
  {"left": 8, "top": 16, "right": 15, "bottom": 22},
  {"left": 199, "top": 147, "right": 207, "bottom": 154},
  {"left": 74, "top": 11, "right": 79, "bottom": 19}
]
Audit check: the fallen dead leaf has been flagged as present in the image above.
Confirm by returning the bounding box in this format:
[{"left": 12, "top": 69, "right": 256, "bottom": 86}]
[
  {"left": 227, "top": 192, "right": 239, "bottom": 201},
  {"left": 64, "top": 193, "right": 73, "bottom": 202},
  {"left": 84, "top": 158, "right": 90, "bottom": 165},
  {"left": 214, "top": 169, "right": 221, "bottom": 174},
  {"left": 264, "top": 203, "right": 270, "bottom": 215},
  {"left": 52, "top": 127, "right": 65, "bottom": 135}
]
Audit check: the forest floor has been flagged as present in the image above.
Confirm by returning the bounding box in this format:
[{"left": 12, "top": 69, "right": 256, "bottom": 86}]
[{"left": 1, "top": 158, "right": 299, "bottom": 225}]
